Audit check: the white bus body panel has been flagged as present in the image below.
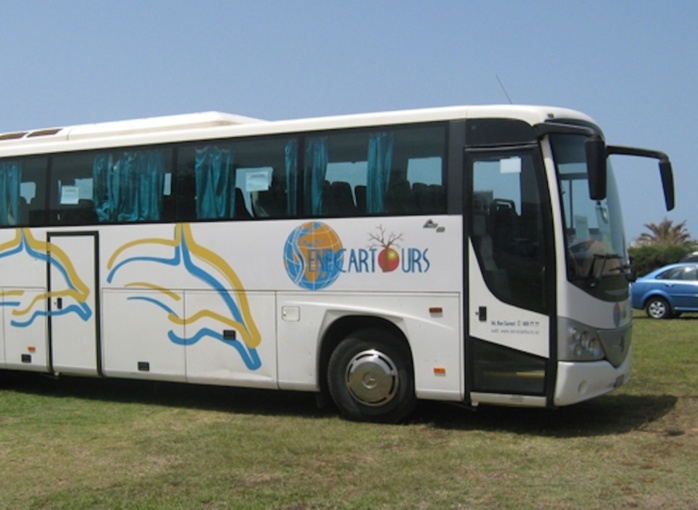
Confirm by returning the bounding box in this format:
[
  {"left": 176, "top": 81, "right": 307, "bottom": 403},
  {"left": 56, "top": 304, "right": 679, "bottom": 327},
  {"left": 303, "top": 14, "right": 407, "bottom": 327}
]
[
  {"left": 272, "top": 215, "right": 464, "bottom": 400},
  {"left": 100, "top": 223, "right": 278, "bottom": 387},
  {"left": 277, "top": 292, "right": 463, "bottom": 400},
  {"left": 184, "top": 290, "right": 277, "bottom": 387},
  {"left": 1, "top": 289, "right": 48, "bottom": 371},
  {"left": 101, "top": 289, "right": 186, "bottom": 381},
  {"left": 0, "top": 229, "right": 50, "bottom": 371},
  {"left": 48, "top": 233, "right": 100, "bottom": 376},
  {"left": 0, "top": 215, "right": 463, "bottom": 395}
]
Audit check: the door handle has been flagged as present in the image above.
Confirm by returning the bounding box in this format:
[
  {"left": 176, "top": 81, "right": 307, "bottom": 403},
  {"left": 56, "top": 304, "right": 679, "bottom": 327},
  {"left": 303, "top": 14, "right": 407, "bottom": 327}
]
[{"left": 56, "top": 297, "right": 63, "bottom": 310}]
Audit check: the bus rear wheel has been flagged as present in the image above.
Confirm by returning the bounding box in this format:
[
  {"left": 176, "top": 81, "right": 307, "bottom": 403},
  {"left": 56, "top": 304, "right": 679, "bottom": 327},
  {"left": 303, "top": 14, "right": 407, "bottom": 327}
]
[{"left": 327, "top": 329, "right": 416, "bottom": 423}]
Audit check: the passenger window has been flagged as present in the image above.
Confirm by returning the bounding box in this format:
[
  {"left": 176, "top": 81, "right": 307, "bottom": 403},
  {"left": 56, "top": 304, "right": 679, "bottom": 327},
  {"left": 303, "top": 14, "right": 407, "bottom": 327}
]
[
  {"left": 304, "top": 125, "right": 446, "bottom": 217},
  {"left": 0, "top": 157, "right": 48, "bottom": 227},
  {"left": 407, "top": 157, "right": 445, "bottom": 214},
  {"left": 51, "top": 149, "right": 174, "bottom": 225},
  {"left": 177, "top": 137, "right": 298, "bottom": 221}
]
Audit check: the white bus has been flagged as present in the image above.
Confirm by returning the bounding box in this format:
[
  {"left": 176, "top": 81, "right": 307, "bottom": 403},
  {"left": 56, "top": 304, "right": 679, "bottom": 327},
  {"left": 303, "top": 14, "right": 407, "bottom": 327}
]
[{"left": 0, "top": 105, "right": 673, "bottom": 422}]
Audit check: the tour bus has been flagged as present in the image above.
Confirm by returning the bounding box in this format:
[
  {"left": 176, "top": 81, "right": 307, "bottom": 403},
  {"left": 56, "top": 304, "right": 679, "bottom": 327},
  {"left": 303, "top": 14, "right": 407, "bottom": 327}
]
[{"left": 0, "top": 105, "right": 673, "bottom": 422}]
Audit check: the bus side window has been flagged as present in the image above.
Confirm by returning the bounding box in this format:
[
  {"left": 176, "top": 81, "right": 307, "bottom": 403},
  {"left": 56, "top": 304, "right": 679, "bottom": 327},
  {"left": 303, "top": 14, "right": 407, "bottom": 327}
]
[
  {"left": 0, "top": 157, "right": 49, "bottom": 227},
  {"left": 239, "top": 138, "right": 297, "bottom": 220},
  {"left": 0, "top": 160, "right": 23, "bottom": 226},
  {"left": 254, "top": 177, "right": 288, "bottom": 217},
  {"left": 385, "top": 176, "right": 415, "bottom": 214},
  {"left": 50, "top": 153, "right": 96, "bottom": 225},
  {"left": 52, "top": 148, "right": 172, "bottom": 225},
  {"left": 181, "top": 137, "right": 298, "bottom": 222},
  {"left": 304, "top": 125, "right": 446, "bottom": 217},
  {"left": 407, "top": 156, "right": 445, "bottom": 215}
]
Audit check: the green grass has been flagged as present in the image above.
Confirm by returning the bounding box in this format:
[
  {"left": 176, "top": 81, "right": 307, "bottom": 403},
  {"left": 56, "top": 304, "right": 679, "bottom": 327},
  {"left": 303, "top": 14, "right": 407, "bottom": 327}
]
[{"left": 1, "top": 315, "right": 696, "bottom": 509}]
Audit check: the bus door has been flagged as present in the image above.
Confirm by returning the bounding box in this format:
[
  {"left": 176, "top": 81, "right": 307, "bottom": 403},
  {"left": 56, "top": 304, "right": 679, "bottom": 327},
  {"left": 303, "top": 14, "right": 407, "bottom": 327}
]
[
  {"left": 465, "top": 147, "right": 555, "bottom": 405},
  {"left": 47, "top": 232, "right": 101, "bottom": 376}
]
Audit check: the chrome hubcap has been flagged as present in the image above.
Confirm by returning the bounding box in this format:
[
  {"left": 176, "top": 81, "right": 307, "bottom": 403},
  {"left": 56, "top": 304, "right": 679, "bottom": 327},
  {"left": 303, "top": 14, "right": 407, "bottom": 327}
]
[
  {"left": 648, "top": 301, "right": 666, "bottom": 318},
  {"left": 345, "top": 349, "right": 399, "bottom": 406}
]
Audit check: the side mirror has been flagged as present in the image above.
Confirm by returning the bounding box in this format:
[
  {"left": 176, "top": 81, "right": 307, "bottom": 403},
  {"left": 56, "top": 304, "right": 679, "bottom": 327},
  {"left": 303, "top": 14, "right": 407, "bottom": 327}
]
[
  {"left": 585, "top": 136, "right": 607, "bottom": 200},
  {"left": 627, "top": 268, "right": 637, "bottom": 283},
  {"left": 659, "top": 160, "right": 675, "bottom": 211},
  {"left": 607, "top": 145, "right": 675, "bottom": 212}
]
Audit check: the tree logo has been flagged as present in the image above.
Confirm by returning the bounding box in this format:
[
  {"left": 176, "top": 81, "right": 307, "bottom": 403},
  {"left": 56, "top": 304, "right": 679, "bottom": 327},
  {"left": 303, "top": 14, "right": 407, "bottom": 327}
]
[{"left": 369, "top": 225, "right": 404, "bottom": 273}]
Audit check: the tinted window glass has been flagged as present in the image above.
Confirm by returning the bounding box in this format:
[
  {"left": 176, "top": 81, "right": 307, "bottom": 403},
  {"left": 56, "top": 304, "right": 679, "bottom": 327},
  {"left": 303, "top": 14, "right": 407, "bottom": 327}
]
[
  {"left": 658, "top": 267, "right": 683, "bottom": 280},
  {"left": 659, "top": 266, "right": 698, "bottom": 281},
  {"left": 471, "top": 149, "right": 549, "bottom": 313},
  {"left": 0, "top": 157, "right": 48, "bottom": 227},
  {"left": 177, "top": 137, "right": 298, "bottom": 221},
  {"left": 51, "top": 148, "right": 174, "bottom": 225},
  {"left": 304, "top": 125, "right": 446, "bottom": 217}
]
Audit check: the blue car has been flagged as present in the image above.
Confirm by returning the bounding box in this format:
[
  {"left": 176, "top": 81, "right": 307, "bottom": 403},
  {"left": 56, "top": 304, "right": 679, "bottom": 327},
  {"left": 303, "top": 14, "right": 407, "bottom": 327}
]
[{"left": 631, "top": 263, "right": 698, "bottom": 319}]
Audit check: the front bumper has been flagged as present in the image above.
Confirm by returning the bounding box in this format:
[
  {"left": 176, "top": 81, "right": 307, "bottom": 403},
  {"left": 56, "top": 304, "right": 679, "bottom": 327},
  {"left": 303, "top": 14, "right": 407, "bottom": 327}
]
[{"left": 553, "top": 346, "right": 632, "bottom": 406}]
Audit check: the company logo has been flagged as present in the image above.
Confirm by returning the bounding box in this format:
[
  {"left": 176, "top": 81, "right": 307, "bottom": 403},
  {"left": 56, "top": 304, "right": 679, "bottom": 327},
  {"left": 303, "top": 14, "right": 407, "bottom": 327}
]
[
  {"left": 284, "top": 222, "right": 344, "bottom": 290},
  {"left": 283, "top": 222, "right": 430, "bottom": 290}
]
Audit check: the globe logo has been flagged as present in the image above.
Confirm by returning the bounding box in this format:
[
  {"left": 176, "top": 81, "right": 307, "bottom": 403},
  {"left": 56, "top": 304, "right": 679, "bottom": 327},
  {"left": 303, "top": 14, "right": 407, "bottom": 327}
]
[{"left": 284, "top": 222, "right": 344, "bottom": 290}]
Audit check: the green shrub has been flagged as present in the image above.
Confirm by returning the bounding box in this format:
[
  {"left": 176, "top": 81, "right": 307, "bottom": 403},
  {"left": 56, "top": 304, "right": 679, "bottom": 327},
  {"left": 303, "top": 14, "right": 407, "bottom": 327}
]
[{"left": 629, "top": 244, "right": 692, "bottom": 276}]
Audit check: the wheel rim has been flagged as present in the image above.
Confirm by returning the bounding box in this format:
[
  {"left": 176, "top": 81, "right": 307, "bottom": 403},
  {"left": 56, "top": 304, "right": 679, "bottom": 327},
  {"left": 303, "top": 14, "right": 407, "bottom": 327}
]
[
  {"left": 344, "top": 349, "right": 399, "bottom": 406},
  {"left": 648, "top": 300, "right": 667, "bottom": 318}
]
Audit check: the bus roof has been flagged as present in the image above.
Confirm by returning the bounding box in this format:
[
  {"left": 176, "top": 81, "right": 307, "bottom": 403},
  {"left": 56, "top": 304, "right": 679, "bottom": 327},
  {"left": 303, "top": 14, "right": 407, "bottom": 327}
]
[
  {"left": 0, "top": 111, "right": 264, "bottom": 144},
  {"left": 0, "top": 105, "right": 595, "bottom": 156}
]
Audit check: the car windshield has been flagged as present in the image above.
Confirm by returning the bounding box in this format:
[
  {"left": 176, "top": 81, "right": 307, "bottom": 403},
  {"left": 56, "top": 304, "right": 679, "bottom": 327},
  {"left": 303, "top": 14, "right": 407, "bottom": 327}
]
[{"left": 550, "top": 133, "right": 628, "bottom": 300}]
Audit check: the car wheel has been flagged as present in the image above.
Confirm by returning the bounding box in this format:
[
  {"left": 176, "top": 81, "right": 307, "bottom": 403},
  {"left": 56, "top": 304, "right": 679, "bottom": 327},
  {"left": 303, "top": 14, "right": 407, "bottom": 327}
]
[
  {"left": 327, "top": 329, "right": 416, "bottom": 423},
  {"left": 646, "top": 297, "right": 671, "bottom": 319}
]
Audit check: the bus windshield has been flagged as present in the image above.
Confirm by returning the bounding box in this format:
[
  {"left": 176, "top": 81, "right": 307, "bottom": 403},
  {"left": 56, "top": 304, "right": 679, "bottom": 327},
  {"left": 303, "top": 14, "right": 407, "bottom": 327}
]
[{"left": 550, "top": 134, "right": 628, "bottom": 299}]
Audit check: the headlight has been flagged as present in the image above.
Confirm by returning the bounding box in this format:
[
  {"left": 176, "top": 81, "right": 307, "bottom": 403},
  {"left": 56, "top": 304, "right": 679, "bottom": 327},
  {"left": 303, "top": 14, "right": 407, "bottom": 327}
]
[{"left": 560, "top": 320, "right": 606, "bottom": 361}]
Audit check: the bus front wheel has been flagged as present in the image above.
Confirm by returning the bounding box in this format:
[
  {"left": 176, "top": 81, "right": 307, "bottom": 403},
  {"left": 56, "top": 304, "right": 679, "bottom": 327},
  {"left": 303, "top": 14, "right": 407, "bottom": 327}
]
[{"left": 327, "top": 329, "right": 416, "bottom": 423}]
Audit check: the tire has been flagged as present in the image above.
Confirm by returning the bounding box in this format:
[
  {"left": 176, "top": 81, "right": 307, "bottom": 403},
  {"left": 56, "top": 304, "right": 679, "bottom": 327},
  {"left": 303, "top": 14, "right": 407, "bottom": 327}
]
[
  {"left": 645, "top": 297, "right": 671, "bottom": 319},
  {"left": 327, "top": 329, "right": 416, "bottom": 423}
]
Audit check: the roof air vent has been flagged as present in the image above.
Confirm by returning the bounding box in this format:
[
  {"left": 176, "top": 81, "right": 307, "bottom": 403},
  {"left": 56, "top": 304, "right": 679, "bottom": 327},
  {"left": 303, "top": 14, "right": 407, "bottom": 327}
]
[
  {"left": 0, "top": 132, "right": 28, "bottom": 141},
  {"left": 27, "top": 128, "right": 62, "bottom": 138}
]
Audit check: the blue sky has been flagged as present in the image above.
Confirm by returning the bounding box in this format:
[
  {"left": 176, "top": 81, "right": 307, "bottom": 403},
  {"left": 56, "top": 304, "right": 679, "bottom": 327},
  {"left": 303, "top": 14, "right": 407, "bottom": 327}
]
[{"left": 1, "top": 0, "right": 696, "bottom": 242}]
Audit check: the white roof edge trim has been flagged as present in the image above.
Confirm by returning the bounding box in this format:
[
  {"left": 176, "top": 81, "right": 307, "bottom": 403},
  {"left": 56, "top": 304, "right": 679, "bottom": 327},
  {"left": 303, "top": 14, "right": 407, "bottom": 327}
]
[
  {"left": 66, "top": 111, "right": 265, "bottom": 141},
  {"left": 269, "top": 104, "right": 594, "bottom": 131},
  {"left": 0, "top": 105, "right": 596, "bottom": 154}
]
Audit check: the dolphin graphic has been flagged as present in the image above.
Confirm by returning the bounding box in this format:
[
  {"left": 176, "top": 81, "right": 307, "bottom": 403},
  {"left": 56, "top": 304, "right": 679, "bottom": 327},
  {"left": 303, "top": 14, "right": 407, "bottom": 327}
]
[{"left": 106, "top": 223, "right": 261, "bottom": 370}]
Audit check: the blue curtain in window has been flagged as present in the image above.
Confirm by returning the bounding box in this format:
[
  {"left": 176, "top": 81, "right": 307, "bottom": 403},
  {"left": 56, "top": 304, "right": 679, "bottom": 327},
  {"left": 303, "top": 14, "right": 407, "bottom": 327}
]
[
  {"left": 195, "top": 146, "right": 235, "bottom": 219},
  {"left": 93, "top": 154, "right": 113, "bottom": 222},
  {"left": 285, "top": 140, "right": 298, "bottom": 216},
  {"left": 367, "top": 132, "right": 394, "bottom": 214},
  {"left": 93, "top": 150, "right": 165, "bottom": 222},
  {"left": 305, "top": 137, "right": 328, "bottom": 215},
  {"left": 125, "top": 151, "right": 165, "bottom": 222},
  {"left": 0, "top": 161, "right": 21, "bottom": 226}
]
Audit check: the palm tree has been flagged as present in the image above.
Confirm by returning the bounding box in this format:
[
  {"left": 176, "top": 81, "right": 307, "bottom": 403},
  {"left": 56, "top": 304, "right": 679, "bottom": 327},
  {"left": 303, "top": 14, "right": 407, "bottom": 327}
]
[{"left": 635, "top": 218, "right": 696, "bottom": 248}]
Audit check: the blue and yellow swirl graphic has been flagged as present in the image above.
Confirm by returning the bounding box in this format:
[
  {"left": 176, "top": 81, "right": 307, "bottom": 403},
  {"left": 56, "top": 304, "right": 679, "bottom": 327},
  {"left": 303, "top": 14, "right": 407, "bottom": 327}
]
[
  {"left": 107, "top": 224, "right": 261, "bottom": 370},
  {"left": 0, "top": 228, "right": 91, "bottom": 326}
]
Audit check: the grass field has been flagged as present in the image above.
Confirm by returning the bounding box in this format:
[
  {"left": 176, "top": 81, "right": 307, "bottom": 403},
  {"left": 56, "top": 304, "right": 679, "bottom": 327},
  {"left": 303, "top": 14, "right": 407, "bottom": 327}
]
[{"left": 0, "top": 314, "right": 696, "bottom": 509}]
